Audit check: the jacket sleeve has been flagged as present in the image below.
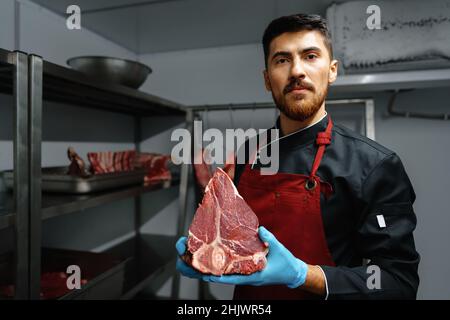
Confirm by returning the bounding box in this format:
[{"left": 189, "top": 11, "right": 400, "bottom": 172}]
[{"left": 320, "top": 153, "right": 420, "bottom": 300}]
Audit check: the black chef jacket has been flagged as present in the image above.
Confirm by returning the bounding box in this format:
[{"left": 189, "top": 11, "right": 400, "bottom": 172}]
[{"left": 233, "top": 115, "right": 420, "bottom": 300}]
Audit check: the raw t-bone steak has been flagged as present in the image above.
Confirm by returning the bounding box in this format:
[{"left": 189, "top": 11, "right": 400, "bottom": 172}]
[{"left": 183, "top": 168, "right": 268, "bottom": 275}]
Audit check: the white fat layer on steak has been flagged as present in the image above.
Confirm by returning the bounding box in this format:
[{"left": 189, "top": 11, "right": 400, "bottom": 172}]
[
  {"left": 189, "top": 235, "right": 267, "bottom": 275},
  {"left": 224, "top": 250, "right": 267, "bottom": 274}
]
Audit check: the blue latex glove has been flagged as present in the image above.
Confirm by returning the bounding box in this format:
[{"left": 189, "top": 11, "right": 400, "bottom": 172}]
[
  {"left": 175, "top": 236, "right": 203, "bottom": 279},
  {"left": 203, "top": 226, "right": 309, "bottom": 288}
]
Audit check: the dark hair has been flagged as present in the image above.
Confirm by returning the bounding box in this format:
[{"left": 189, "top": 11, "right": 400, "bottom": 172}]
[{"left": 262, "top": 14, "right": 333, "bottom": 67}]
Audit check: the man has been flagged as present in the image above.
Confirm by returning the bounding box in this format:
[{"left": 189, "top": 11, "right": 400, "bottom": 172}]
[{"left": 176, "top": 13, "right": 420, "bottom": 299}]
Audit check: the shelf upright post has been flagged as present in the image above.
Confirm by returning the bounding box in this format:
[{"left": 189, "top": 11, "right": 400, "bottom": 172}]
[
  {"left": 134, "top": 115, "right": 142, "bottom": 284},
  {"left": 9, "top": 50, "right": 30, "bottom": 300},
  {"left": 28, "top": 54, "right": 43, "bottom": 300},
  {"left": 171, "top": 108, "right": 194, "bottom": 300}
]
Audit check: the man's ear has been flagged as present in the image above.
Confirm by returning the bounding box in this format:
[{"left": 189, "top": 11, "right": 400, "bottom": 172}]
[
  {"left": 263, "top": 70, "right": 272, "bottom": 91},
  {"left": 328, "top": 59, "right": 338, "bottom": 84}
]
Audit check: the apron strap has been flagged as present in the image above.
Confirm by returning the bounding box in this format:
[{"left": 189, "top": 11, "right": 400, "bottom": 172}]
[
  {"left": 309, "top": 117, "right": 333, "bottom": 180},
  {"left": 250, "top": 116, "right": 334, "bottom": 176}
]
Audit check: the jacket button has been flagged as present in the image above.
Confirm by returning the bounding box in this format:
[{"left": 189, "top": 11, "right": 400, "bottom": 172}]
[{"left": 275, "top": 192, "right": 280, "bottom": 198}]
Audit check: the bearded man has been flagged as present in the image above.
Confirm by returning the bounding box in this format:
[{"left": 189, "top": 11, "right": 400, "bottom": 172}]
[{"left": 176, "top": 13, "right": 420, "bottom": 300}]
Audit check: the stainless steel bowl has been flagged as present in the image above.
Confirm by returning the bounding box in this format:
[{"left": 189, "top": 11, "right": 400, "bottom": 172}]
[{"left": 67, "top": 56, "right": 152, "bottom": 89}]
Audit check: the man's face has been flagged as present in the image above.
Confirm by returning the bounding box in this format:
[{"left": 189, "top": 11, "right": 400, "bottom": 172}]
[{"left": 264, "top": 30, "right": 338, "bottom": 121}]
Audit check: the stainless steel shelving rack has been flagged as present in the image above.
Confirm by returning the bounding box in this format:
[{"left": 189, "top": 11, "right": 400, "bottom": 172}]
[
  {"left": 0, "top": 47, "right": 188, "bottom": 299},
  {"left": 0, "top": 49, "right": 30, "bottom": 300}
]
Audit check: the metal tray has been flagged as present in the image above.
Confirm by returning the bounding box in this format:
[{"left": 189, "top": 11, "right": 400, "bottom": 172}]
[{"left": 2, "top": 166, "right": 147, "bottom": 194}]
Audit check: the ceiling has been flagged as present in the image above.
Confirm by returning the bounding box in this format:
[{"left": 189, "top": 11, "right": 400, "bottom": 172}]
[
  {"left": 31, "top": 0, "right": 176, "bottom": 13},
  {"left": 30, "top": 0, "right": 353, "bottom": 54}
]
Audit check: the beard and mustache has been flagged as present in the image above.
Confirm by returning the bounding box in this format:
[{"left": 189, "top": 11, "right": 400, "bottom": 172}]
[{"left": 272, "top": 77, "right": 328, "bottom": 122}]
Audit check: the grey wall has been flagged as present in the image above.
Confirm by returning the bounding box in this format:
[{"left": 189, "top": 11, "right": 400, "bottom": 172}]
[{"left": 0, "top": 0, "right": 15, "bottom": 49}]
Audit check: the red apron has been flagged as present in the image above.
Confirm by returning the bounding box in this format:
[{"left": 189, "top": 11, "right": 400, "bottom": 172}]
[{"left": 233, "top": 117, "right": 336, "bottom": 300}]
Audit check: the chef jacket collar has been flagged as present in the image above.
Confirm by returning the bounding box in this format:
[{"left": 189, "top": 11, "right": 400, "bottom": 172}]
[{"left": 268, "top": 111, "right": 329, "bottom": 151}]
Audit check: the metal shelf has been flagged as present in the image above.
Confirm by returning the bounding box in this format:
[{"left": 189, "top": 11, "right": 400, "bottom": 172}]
[
  {"left": 2, "top": 50, "right": 186, "bottom": 117},
  {"left": 1, "top": 47, "right": 189, "bottom": 300},
  {"left": 0, "top": 49, "right": 21, "bottom": 96},
  {"left": 41, "top": 180, "right": 178, "bottom": 221},
  {"left": 0, "top": 66, "right": 13, "bottom": 95},
  {"left": 0, "top": 248, "right": 129, "bottom": 300},
  {"left": 0, "top": 180, "right": 177, "bottom": 230},
  {"left": 330, "top": 68, "right": 450, "bottom": 93},
  {"left": 0, "top": 48, "right": 11, "bottom": 63},
  {"left": 36, "top": 55, "right": 186, "bottom": 300},
  {"left": 105, "top": 233, "right": 177, "bottom": 299},
  {"left": 42, "top": 60, "right": 185, "bottom": 117}
]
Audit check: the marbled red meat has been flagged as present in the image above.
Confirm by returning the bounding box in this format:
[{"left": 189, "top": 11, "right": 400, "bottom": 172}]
[
  {"left": 87, "top": 150, "right": 136, "bottom": 174},
  {"left": 193, "top": 148, "right": 235, "bottom": 192},
  {"left": 183, "top": 168, "right": 267, "bottom": 275},
  {"left": 67, "top": 147, "right": 88, "bottom": 177},
  {"left": 134, "top": 153, "right": 172, "bottom": 185},
  {"left": 193, "top": 148, "right": 213, "bottom": 192}
]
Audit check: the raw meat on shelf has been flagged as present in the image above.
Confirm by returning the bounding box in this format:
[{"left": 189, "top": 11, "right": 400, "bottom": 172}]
[
  {"left": 134, "top": 152, "right": 172, "bottom": 185},
  {"left": 0, "top": 272, "right": 88, "bottom": 299},
  {"left": 87, "top": 150, "right": 136, "bottom": 174},
  {"left": 66, "top": 147, "right": 173, "bottom": 185},
  {"left": 67, "top": 147, "right": 89, "bottom": 177}
]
